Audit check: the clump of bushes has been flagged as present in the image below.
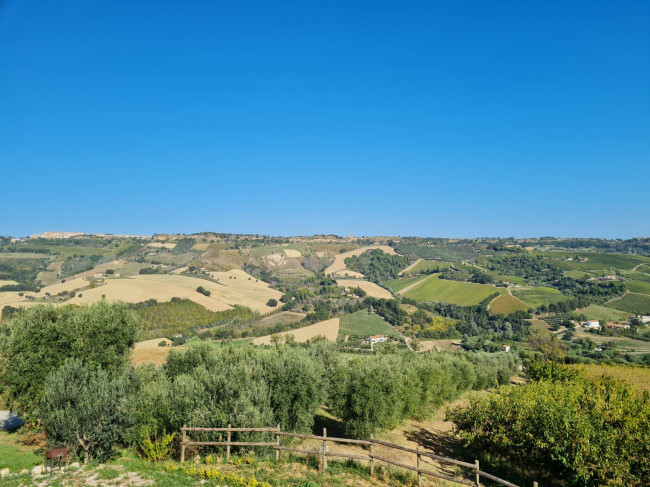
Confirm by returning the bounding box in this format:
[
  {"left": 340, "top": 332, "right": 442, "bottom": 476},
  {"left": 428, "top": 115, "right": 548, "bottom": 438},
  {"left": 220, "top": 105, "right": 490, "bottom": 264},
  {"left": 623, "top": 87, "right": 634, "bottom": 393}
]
[
  {"left": 196, "top": 286, "right": 211, "bottom": 296},
  {"left": 447, "top": 372, "right": 650, "bottom": 486}
]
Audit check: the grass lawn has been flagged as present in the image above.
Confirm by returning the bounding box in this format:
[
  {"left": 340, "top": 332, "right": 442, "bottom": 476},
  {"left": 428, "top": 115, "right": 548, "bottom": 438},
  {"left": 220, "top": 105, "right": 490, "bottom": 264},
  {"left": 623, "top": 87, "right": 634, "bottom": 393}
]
[
  {"left": 382, "top": 275, "right": 429, "bottom": 293},
  {"left": 339, "top": 310, "right": 399, "bottom": 338},
  {"left": 0, "top": 431, "right": 43, "bottom": 473},
  {"left": 608, "top": 293, "right": 650, "bottom": 315},
  {"left": 403, "top": 275, "right": 504, "bottom": 306},
  {"left": 489, "top": 293, "right": 530, "bottom": 316},
  {"left": 577, "top": 304, "right": 630, "bottom": 322},
  {"left": 497, "top": 275, "right": 529, "bottom": 285},
  {"left": 511, "top": 287, "right": 568, "bottom": 308}
]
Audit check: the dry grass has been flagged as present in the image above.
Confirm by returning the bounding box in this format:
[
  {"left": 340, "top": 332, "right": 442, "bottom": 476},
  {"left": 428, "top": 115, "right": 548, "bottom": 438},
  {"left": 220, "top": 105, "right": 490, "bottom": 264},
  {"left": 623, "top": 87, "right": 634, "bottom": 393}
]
[
  {"left": 283, "top": 248, "right": 302, "bottom": 258},
  {"left": 418, "top": 339, "right": 463, "bottom": 352},
  {"left": 252, "top": 318, "right": 339, "bottom": 345},
  {"left": 325, "top": 245, "right": 396, "bottom": 277},
  {"left": 337, "top": 279, "right": 393, "bottom": 299},
  {"left": 147, "top": 242, "right": 177, "bottom": 249},
  {"left": 0, "top": 279, "right": 18, "bottom": 287},
  {"left": 132, "top": 338, "right": 175, "bottom": 366}
]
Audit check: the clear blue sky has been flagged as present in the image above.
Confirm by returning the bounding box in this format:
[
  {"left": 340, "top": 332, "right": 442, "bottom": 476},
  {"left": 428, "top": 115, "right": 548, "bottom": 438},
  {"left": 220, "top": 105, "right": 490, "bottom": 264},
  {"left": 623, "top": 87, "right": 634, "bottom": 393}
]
[{"left": 1, "top": 0, "right": 648, "bottom": 238}]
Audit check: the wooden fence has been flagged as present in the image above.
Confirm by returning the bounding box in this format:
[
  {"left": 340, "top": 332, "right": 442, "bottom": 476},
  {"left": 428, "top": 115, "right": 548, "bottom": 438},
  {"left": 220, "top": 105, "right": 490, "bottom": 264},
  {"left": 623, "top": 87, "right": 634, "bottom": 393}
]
[{"left": 180, "top": 425, "right": 539, "bottom": 487}]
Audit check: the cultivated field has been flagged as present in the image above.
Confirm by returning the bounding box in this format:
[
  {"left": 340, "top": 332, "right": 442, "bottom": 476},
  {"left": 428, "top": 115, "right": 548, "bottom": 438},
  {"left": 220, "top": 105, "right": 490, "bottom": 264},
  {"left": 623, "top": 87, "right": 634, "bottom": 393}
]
[
  {"left": 399, "top": 259, "right": 450, "bottom": 276},
  {"left": 572, "top": 364, "right": 650, "bottom": 392},
  {"left": 511, "top": 286, "right": 568, "bottom": 308},
  {"left": 283, "top": 248, "right": 302, "bottom": 258},
  {"left": 324, "top": 245, "right": 396, "bottom": 277},
  {"left": 608, "top": 292, "right": 650, "bottom": 314},
  {"left": 252, "top": 318, "right": 339, "bottom": 345},
  {"left": 489, "top": 293, "right": 530, "bottom": 315},
  {"left": 626, "top": 279, "right": 650, "bottom": 295},
  {"left": 132, "top": 338, "right": 174, "bottom": 366},
  {"left": 383, "top": 275, "right": 429, "bottom": 293},
  {"left": 147, "top": 242, "right": 177, "bottom": 249},
  {"left": 0, "top": 279, "right": 18, "bottom": 287},
  {"left": 577, "top": 304, "right": 630, "bottom": 323},
  {"left": 402, "top": 275, "right": 505, "bottom": 305},
  {"left": 208, "top": 269, "right": 276, "bottom": 292},
  {"left": 336, "top": 279, "right": 393, "bottom": 299},
  {"left": 338, "top": 310, "right": 399, "bottom": 338}
]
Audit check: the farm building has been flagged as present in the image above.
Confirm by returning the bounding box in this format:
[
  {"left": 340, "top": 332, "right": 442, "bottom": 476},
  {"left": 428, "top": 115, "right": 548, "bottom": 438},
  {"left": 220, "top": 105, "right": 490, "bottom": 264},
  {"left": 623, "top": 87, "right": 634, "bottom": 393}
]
[
  {"left": 606, "top": 323, "right": 630, "bottom": 330},
  {"left": 501, "top": 344, "right": 511, "bottom": 352},
  {"left": 629, "top": 315, "right": 650, "bottom": 324},
  {"left": 583, "top": 320, "right": 601, "bottom": 329},
  {"left": 365, "top": 335, "right": 389, "bottom": 344}
]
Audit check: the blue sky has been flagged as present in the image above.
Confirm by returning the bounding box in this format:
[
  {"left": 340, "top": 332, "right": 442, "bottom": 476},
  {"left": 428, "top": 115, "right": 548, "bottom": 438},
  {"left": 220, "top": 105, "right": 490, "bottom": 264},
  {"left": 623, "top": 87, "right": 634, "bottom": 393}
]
[{"left": 1, "top": 0, "right": 648, "bottom": 238}]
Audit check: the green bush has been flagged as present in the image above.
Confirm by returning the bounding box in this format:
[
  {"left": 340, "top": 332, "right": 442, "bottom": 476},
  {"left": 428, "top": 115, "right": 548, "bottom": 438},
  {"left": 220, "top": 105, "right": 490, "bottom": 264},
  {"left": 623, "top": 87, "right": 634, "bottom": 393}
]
[
  {"left": 447, "top": 375, "right": 650, "bottom": 486},
  {"left": 39, "top": 359, "right": 135, "bottom": 463}
]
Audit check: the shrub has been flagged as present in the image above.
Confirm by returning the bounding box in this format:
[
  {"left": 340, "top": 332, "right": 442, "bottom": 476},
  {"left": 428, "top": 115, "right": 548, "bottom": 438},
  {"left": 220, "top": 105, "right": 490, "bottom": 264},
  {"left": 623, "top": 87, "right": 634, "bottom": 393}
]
[
  {"left": 39, "top": 360, "right": 135, "bottom": 463},
  {"left": 137, "top": 426, "right": 176, "bottom": 462},
  {"left": 447, "top": 375, "right": 650, "bottom": 486},
  {"left": 158, "top": 340, "right": 168, "bottom": 347},
  {"left": 196, "top": 286, "right": 211, "bottom": 296},
  {"left": 266, "top": 299, "right": 278, "bottom": 307}
]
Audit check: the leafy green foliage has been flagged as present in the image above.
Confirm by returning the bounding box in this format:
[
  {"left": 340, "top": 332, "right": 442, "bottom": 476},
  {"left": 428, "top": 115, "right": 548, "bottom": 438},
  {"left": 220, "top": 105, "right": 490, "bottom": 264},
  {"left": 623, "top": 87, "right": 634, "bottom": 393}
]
[
  {"left": 39, "top": 359, "right": 135, "bottom": 463},
  {"left": 0, "top": 302, "right": 140, "bottom": 413},
  {"left": 196, "top": 285, "right": 211, "bottom": 296},
  {"left": 447, "top": 375, "right": 650, "bottom": 486},
  {"left": 344, "top": 249, "right": 412, "bottom": 281},
  {"left": 330, "top": 352, "right": 519, "bottom": 438}
]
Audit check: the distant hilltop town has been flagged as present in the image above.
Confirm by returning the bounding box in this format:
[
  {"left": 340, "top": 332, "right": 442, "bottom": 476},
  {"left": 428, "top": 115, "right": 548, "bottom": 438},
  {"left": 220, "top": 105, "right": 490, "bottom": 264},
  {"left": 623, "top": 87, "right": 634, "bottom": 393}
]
[{"left": 29, "top": 231, "right": 150, "bottom": 240}]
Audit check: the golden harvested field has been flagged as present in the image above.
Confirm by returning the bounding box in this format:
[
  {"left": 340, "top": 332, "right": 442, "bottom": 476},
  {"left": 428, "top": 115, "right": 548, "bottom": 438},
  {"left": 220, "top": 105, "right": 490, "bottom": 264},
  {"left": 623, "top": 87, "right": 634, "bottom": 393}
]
[
  {"left": 39, "top": 277, "right": 90, "bottom": 295},
  {"left": 283, "top": 248, "right": 302, "bottom": 258},
  {"left": 252, "top": 318, "right": 340, "bottom": 345},
  {"left": 72, "top": 277, "right": 232, "bottom": 311},
  {"left": 418, "top": 339, "right": 463, "bottom": 352},
  {"left": 171, "top": 266, "right": 188, "bottom": 274},
  {"left": 132, "top": 338, "right": 174, "bottom": 366},
  {"left": 147, "top": 242, "right": 176, "bottom": 249},
  {"left": 0, "top": 280, "right": 18, "bottom": 287},
  {"left": 208, "top": 269, "right": 274, "bottom": 291},
  {"left": 336, "top": 279, "right": 393, "bottom": 299},
  {"left": 191, "top": 243, "right": 210, "bottom": 250},
  {"left": 324, "top": 245, "right": 396, "bottom": 277},
  {"left": 69, "top": 260, "right": 124, "bottom": 280},
  {"left": 131, "top": 273, "right": 282, "bottom": 313},
  {"left": 0, "top": 292, "right": 30, "bottom": 306}
]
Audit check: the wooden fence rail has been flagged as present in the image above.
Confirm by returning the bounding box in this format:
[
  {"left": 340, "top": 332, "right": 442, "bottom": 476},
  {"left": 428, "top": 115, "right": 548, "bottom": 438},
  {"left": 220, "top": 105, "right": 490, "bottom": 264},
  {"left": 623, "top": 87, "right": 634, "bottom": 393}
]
[{"left": 180, "top": 425, "right": 537, "bottom": 487}]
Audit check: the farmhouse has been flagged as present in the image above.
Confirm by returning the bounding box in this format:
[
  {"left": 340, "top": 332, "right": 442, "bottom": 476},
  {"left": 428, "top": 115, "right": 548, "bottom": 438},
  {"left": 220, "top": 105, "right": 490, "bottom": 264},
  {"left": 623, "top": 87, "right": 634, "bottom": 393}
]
[
  {"left": 583, "top": 320, "right": 601, "bottom": 329},
  {"left": 501, "top": 344, "right": 511, "bottom": 352},
  {"left": 365, "top": 335, "right": 389, "bottom": 344},
  {"left": 606, "top": 323, "right": 630, "bottom": 330}
]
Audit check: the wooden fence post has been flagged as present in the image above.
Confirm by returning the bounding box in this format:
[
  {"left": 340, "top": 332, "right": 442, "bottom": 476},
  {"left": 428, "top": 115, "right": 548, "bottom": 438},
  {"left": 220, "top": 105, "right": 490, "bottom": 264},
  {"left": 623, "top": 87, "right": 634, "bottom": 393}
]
[
  {"left": 369, "top": 435, "right": 374, "bottom": 476},
  {"left": 322, "top": 427, "right": 328, "bottom": 472},
  {"left": 475, "top": 460, "right": 480, "bottom": 486},
  {"left": 417, "top": 447, "right": 422, "bottom": 487},
  {"left": 275, "top": 424, "right": 280, "bottom": 461},
  {"left": 181, "top": 425, "right": 186, "bottom": 463},
  {"left": 227, "top": 424, "right": 231, "bottom": 461}
]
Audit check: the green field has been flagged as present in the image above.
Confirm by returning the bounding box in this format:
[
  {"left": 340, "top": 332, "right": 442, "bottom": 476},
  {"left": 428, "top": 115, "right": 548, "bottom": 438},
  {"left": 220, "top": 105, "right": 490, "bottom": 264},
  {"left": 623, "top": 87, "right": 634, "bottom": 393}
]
[
  {"left": 0, "top": 431, "right": 43, "bottom": 473},
  {"left": 564, "top": 270, "right": 593, "bottom": 279},
  {"left": 489, "top": 293, "right": 530, "bottom": 315},
  {"left": 511, "top": 286, "right": 568, "bottom": 308},
  {"left": 626, "top": 280, "right": 650, "bottom": 295},
  {"left": 539, "top": 251, "right": 650, "bottom": 272},
  {"left": 401, "top": 259, "right": 450, "bottom": 275},
  {"left": 339, "top": 310, "right": 399, "bottom": 337},
  {"left": 382, "top": 275, "right": 429, "bottom": 293},
  {"left": 402, "top": 275, "right": 504, "bottom": 306},
  {"left": 497, "top": 275, "right": 529, "bottom": 285},
  {"left": 578, "top": 304, "right": 630, "bottom": 322},
  {"left": 608, "top": 293, "right": 650, "bottom": 315}
]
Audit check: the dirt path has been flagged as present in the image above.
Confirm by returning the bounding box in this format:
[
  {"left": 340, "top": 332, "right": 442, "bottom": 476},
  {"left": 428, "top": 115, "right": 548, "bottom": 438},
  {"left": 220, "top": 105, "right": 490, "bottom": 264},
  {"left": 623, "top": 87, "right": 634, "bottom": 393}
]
[
  {"left": 398, "top": 258, "right": 422, "bottom": 276},
  {"left": 397, "top": 274, "right": 436, "bottom": 296}
]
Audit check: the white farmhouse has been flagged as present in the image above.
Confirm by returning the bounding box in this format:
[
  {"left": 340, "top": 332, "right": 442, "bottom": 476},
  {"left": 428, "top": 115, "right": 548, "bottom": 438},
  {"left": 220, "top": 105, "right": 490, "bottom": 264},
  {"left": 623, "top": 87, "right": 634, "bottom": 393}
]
[{"left": 583, "top": 320, "right": 601, "bottom": 329}]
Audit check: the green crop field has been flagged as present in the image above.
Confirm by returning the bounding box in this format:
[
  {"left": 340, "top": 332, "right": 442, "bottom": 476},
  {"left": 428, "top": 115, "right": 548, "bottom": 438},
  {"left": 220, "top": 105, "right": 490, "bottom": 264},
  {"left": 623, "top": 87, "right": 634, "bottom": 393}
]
[
  {"left": 623, "top": 270, "right": 650, "bottom": 284},
  {"left": 401, "top": 259, "right": 450, "bottom": 275},
  {"left": 489, "top": 293, "right": 530, "bottom": 315},
  {"left": 511, "top": 286, "right": 569, "bottom": 308},
  {"left": 564, "top": 270, "right": 593, "bottom": 279},
  {"left": 497, "top": 275, "right": 529, "bottom": 285},
  {"left": 578, "top": 304, "right": 630, "bottom": 322},
  {"left": 608, "top": 293, "right": 650, "bottom": 315},
  {"left": 626, "top": 280, "right": 650, "bottom": 295},
  {"left": 402, "top": 275, "right": 504, "bottom": 305},
  {"left": 539, "top": 251, "right": 650, "bottom": 272},
  {"left": 382, "top": 275, "right": 429, "bottom": 293},
  {"left": 339, "top": 310, "right": 399, "bottom": 337}
]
